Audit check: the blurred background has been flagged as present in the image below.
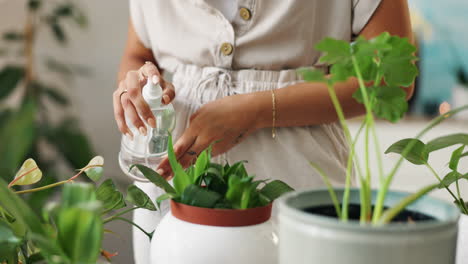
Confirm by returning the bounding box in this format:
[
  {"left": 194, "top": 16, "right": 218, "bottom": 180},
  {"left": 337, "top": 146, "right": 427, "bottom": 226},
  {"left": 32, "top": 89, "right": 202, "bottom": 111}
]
[{"left": 0, "top": 0, "right": 467, "bottom": 263}]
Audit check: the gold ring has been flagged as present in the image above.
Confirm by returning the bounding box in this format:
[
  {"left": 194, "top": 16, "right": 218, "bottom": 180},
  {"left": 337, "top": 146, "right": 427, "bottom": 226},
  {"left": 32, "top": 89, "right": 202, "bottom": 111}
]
[{"left": 119, "top": 89, "right": 128, "bottom": 100}]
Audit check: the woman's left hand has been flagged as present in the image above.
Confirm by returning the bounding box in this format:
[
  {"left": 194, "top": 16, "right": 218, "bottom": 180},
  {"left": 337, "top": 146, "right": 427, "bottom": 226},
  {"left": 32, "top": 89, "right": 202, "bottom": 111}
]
[{"left": 156, "top": 93, "right": 261, "bottom": 178}]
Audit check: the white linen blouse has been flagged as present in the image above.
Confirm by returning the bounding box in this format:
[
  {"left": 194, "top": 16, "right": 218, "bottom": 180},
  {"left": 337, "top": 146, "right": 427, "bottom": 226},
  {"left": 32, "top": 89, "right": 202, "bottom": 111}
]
[{"left": 130, "top": 0, "right": 382, "bottom": 73}]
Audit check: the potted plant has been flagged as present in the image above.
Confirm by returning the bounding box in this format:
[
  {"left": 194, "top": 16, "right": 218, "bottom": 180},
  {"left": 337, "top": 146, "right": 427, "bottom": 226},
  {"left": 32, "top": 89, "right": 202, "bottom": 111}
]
[
  {"left": 0, "top": 157, "right": 157, "bottom": 263},
  {"left": 132, "top": 135, "right": 294, "bottom": 264},
  {"left": 276, "top": 32, "right": 467, "bottom": 264},
  {"left": 384, "top": 103, "right": 468, "bottom": 264}
]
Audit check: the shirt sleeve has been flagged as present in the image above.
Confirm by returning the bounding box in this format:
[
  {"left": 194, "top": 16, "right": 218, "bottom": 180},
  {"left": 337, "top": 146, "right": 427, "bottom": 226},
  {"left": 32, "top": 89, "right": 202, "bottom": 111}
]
[
  {"left": 129, "top": 0, "right": 151, "bottom": 48},
  {"left": 352, "top": 0, "right": 383, "bottom": 35}
]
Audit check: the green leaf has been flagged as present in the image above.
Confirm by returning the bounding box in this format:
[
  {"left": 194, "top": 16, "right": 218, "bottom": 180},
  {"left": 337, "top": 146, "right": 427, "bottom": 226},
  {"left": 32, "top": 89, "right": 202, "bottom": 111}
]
[
  {"left": 57, "top": 184, "right": 102, "bottom": 263},
  {"left": 167, "top": 134, "right": 192, "bottom": 194},
  {"left": 126, "top": 185, "right": 157, "bottom": 211},
  {"left": 315, "top": 38, "right": 352, "bottom": 64},
  {"left": 0, "top": 178, "right": 67, "bottom": 261},
  {"left": 54, "top": 4, "right": 73, "bottom": 17},
  {"left": 155, "top": 193, "right": 177, "bottom": 209},
  {"left": 0, "top": 221, "right": 21, "bottom": 260},
  {"left": 194, "top": 149, "right": 209, "bottom": 181},
  {"left": 204, "top": 173, "right": 228, "bottom": 196},
  {"left": 50, "top": 22, "right": 66, "bottom": 44},
  {"left": 0, "top": 66, "right": 25, "bottom": 100},
  {"left": 438, "top": 172, "right": 468, "bottom": 189},
  {"left": 42, "top": 85, "right": 69, "bottom": 106},
  {"left": 46, "top": 118, "right": 95, "bottom": 169},
  {"left": 3, "top": 32, "right": 24, "bottom": 41},
  {"left": 298, "top": 68, "right": 327, "bottom": 83},
  {"left": 180, "top": 184, "right": 221, "bottom": 208},
  {"left": 0, "top": 100, "right": 36, "bottom": 179},
  {"left": 260, "top": 180, "right": 295, "bottom": 202},
  {"left": 225, "top": 174, "right": 254, "bottom": 209},
  {"left": 10, "top": 158, "right": 42, "bottom": 186},
  {"left": 385, "top": 138, "right": 428, "bottom": 165},
  {"left": 28, "top": 0, "right": 41, "bottom": 11},
  {"left": 354, "top": 85, "right": 408, "bottom": 122},
  {"left": 96, "top": 179, "right": 126, "bottom": 212},
  {"left": 132, "top": 164, "right": 176, "bottom": 194},
  {"left": 83, "top": 156, "right": 104, "bottom": 182},
  {"left": 449, "top": 145, "right": 465, "bottom": 171},
  {"left": 426, "top": 133, "right": 468, "bottom": 153},
  {"left": 380, "top": 36, "right": 418, "bottom": 87}
]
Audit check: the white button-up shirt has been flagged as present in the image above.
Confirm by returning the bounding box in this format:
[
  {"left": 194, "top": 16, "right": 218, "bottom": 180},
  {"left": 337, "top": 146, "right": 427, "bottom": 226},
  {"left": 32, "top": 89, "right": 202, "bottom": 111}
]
[{"left": 130, "top": 0, "right": 382, "bottom": 71}]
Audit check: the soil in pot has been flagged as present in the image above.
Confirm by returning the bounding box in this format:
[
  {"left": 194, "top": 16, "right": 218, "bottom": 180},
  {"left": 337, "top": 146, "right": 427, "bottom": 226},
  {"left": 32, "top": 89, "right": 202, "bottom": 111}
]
[{"left": 303, "top": 204, "right": 435, "bottom": 222}]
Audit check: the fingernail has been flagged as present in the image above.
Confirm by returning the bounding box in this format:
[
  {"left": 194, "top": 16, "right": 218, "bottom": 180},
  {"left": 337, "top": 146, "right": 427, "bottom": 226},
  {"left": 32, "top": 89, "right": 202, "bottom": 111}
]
[
  {"left": 162, "top": 95, "right": 170, "bottom": 104},
  {"left": 139, "top": 126, "right": 147, "bottom": 136},
  {"left": 125, "top": 133, "right": 133, "bottom": 141},
  {"left": 152, "top": 75, "right": 159, "bottom": 84},
  {"left": 156, "top": 168, "right": 164, "bottom": 176},
  {"left": 147, "top": 118, "right": 156, "bottom": 128}
]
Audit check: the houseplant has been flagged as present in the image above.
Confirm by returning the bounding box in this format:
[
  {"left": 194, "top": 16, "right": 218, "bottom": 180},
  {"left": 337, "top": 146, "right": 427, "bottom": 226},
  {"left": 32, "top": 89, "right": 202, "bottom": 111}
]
[
  {"left": 0, "top": 0, "right": 94, "bottom": 211},
  {"left": 277, "top": 32, "right": 466, "bottom": 264},
  {"left": 132, "top": 135, "right": 294, "bottom": 264},
  {"left": 0, "top": 157, "right": 157, "bottom": 263},
  {"left": 385, "top": 103, "right": 468, "bottom": 264}
]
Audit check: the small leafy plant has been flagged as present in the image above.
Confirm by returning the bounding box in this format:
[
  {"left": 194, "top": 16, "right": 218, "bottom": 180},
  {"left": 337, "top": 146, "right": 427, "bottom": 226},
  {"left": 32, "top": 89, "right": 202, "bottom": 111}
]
[
  {"left": 300, "top": 32, "right": 468, "bottom": 224},
  {"left": 0, "top": 157, "right": 156, "bottom": 263},
  {"left": 133, "top": 135, "right": 294, "bottom": 210}
]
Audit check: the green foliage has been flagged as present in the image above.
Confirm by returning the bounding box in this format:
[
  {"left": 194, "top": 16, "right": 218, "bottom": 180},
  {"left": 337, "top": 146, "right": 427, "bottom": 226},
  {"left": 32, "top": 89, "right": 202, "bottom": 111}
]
[
  {"left": 0, "top": 66, "right": 25, "bottom": 100},
  {"left": 96, "top": 179, "right": 126, "bottom": 212},
  {"left": 138, "top": 135, "right": 294, "bottom": 210},
  {"left": 126, "top": 185, "right": 157, "bottom": 211},
  {"left": 0, "top": 158, "right": 156, "bottom": 263},
  {"left": 301, "top": 32, "right": 468, "bottom": 222},
  {"left": 56, "top": 184, "right": 103, "bottom": 263},
  {"left": 385, "top": 138, "right": 428, "bottom": 165},
  {"left": 302, "top": 32, "right": 418, "bottom": 123}
]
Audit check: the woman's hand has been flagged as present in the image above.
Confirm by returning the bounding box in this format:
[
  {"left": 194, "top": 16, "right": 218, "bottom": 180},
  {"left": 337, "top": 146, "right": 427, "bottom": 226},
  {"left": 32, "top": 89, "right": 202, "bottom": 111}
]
[
  {"left": 113, "top": 61, "right": 175, "bottom": 139},
  {"left": 156, "top": 93, "right": 261, "bottom": 178}
]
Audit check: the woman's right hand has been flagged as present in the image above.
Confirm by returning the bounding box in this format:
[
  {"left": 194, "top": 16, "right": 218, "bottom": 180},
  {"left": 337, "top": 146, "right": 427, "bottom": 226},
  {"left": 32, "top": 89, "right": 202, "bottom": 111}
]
[{"left": 113, "top": 61, "right": 175, "bottom": 139}]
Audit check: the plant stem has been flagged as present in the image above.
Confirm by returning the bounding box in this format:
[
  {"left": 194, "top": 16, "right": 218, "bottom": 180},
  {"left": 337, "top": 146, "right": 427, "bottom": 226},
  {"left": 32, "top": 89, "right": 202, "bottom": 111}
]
[
  {"left": 111, "top": 217, "right": 153, "bottom": 240},
  {"left": 425, "top": 164, "right": 458, "bottom": 201},
  {"left": 372, "top": 104, "right": 468, "bottom": 223},
  {"left": 310, "top": 162, "right": 341, "bottom": 218},
  {"left": 14, "top": 180, "right": 68, "bottom": 194},
  {"left": 14, "top": 165, "right": 102, "bottom": 194},
  {"left": 103, "top": 207, "right": 141, "bottom": 224},
  {"left": 342, "top": 120, "right": 366, "bottom": 220},
  {"left": 379, "top": 183, "right": 438, "bottom": 224},
  {"left": 325, "top": 83, "right": 354, "bottom": 221},
  {"left": 351, "top": 56, "right": 375, "bottom": 222}
]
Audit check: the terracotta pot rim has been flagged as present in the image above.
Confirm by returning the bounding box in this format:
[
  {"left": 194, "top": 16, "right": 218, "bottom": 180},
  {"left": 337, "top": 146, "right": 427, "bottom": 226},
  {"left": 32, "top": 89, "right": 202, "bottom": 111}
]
[{"left": 170, "top": 200, "right": 272, "bottom": 227}]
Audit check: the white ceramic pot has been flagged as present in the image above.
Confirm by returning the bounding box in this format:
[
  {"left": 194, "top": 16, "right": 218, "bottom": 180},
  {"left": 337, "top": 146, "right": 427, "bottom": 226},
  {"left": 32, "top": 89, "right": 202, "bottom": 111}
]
[
  {"left": 277, "top": 188, "right": 460, "bottom": 264},
  {"left": 457, "top": 214, "right": 468, "bottom": 264},
  {"left": 150, "top": 200, "right": 277, "bottom": 264},
  {"left": 452, "top": 83, "right": 468, "bottom": 120}
]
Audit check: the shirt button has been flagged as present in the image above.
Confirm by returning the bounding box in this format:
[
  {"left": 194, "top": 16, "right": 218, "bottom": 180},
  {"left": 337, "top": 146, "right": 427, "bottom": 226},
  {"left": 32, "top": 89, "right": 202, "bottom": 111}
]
[
  {"left": 239, "top": 7, "right": 251, "bottom": 21},
  {"left": 220, "top": 42, "right": 234, "bottom": 56}
]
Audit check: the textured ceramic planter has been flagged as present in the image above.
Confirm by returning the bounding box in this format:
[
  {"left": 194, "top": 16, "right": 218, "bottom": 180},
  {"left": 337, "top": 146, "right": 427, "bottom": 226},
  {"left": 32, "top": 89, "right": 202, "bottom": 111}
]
[
  {"left": 457, "top": 214, "right": 468, "bottom": 264},
  {"left": 150, "top": 200, "right": 276, "bottom": 264},
  {"left": 277, "top": 188, "right": 460, "bottom": 264}
]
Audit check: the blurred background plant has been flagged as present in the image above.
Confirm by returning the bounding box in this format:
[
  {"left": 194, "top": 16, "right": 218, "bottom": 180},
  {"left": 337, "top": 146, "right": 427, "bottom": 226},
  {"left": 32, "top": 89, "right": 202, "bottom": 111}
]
[{"left": 0, "top": 0, "right": 94, "bottom": 211}]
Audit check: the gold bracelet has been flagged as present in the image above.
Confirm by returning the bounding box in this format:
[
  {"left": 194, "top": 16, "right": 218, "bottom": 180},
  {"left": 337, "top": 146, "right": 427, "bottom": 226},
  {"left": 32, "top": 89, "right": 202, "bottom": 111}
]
[{"left": 271, "top": 89, "right": 276, "bottom": 139}]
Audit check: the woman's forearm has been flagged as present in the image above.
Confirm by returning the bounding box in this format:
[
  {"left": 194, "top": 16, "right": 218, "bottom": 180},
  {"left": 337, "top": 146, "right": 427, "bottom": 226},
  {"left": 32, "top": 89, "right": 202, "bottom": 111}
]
[{"left": 251, "top": 78, "right": 368, "bottom": 129}]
